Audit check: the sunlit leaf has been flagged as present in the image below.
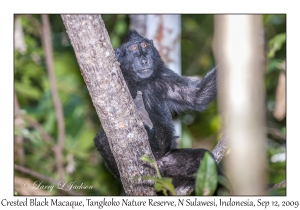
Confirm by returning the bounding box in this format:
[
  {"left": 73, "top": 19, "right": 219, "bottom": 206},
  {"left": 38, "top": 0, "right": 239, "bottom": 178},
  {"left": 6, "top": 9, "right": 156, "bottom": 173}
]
[
  {"left": 267, "top": 33, "right": 286, "bottom": 58},
  {"left": 141, "top": 155, "right": 156, "bottom": 164}
]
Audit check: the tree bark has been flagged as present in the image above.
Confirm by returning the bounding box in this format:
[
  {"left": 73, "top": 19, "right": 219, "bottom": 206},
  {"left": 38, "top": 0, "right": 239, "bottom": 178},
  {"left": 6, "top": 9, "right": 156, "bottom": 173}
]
[
  {"left": 212, "top": 132, "right": 229, "bottom": 163},
  {"left": 61, "top": 14, "right": 156, "bottom": 196}
]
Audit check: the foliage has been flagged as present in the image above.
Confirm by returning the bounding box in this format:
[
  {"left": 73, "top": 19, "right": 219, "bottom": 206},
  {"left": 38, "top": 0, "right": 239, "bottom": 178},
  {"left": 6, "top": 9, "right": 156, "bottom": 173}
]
[
  {"left": 267, "top": 33, "right": 286, "bottom": 58},
  {"left": 195, "top": 152, "right": 218, "bottom": 195},
  {"left": 141, "top": 155, "right": 176, "bottom": 196},
  {"left": 195, "top": 152, "right": 231, "bottom": 196},
  {"left": 14, "top": 14, "right": 123, "bottom": 195},
  {"left": 268, "top": 188, "right": 286, "bottom": 196},
  {"left": 14, "top": 14, "right": 286, "bottom": 195},
  {"left": 263, "top": 15, "right": 286, "bottom": 189}
]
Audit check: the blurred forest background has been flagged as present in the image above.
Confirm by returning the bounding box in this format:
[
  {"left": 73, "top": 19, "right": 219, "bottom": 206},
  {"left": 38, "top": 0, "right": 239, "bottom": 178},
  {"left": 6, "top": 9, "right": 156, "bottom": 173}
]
[{"left": 14, "top": 14, "right": 286, "bottom": 195}]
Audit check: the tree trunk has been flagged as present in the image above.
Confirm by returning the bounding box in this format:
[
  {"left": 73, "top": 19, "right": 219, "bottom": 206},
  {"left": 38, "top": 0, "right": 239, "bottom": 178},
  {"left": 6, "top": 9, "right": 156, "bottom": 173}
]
[
  {"left": 129, "top": 14, "right": 181, "bottom": 79},
  {"left": 61, "top": 14, "right": 156, "bottom": 196},
  {"left": 214, "top": 15, "right": 266, "bottom": 195}
]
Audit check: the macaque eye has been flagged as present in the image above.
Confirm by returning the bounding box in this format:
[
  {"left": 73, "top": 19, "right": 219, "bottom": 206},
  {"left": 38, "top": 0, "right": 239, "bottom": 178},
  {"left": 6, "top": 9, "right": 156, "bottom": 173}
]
[
  {"left": 141, "top": 42, "right": 147, "bottom": 48},
  {"left": 130, "top": 45, "right": 137, "bottom": 51}
]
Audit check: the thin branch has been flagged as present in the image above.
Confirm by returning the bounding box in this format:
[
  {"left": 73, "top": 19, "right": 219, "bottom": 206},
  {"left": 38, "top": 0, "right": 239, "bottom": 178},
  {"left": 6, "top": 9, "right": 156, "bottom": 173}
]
[
  {"left": 15, "top": 164, "right": 57, "bottom": 186},
  {"left": 268, "top": 180, "right": 286, "bottom": 191},
  {"left": 41, "top": 14, "right": 65, "bottom": 182},
  {"left": 14, "top": 92, "right": 25, "bottom": 165},
  {"left": 16, "top": 112, "right": 54, "bottom": 143},
  {"left": 266, "top": 127, "right": 286, "bottom": 140},
  {"left": 212, "top": 132, "right": 229, "bottom": 163},
  {"left": 14, "top": 164, "right": 80, "bottom": 195},
  {"left": 23, "top": 14, "right": 42, "bottom": 36}
]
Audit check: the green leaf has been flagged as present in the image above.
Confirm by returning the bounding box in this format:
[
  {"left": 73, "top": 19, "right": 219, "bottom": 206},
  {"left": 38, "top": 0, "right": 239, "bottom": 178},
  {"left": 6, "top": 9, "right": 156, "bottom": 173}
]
[
  {"left": 142, "top": 176, "right": 160, "bottom": 182},
  {"left": 266, "top": 59, "right": 283, "bottom": 73},
  {"left": 154, "top": 183, "right": 168, "bottom": 196},
  {"left": 195, "top": 152, "right": 218, "bottom": 195},
  {"left": 154, "top": 182, "right": 163, "bottom": 192},
  {"left": 141, "top": 155, "right": 161, "bottom": 178},
  {"left": 142, "top": 176, "right": 175, "bottom": 195},
  {"left": 268, "top": 188, "right": 286, "bottom": 196},
  {"left": 15, "top": 81, "right": 42, "bottom": 100},
  {"left": 267, "top": 33, "right": 286, "bottom": 58},
  {"left": 216, "top": 175, "right": 231, "bottom": 195},
  {"left": 160, "top": 178, "right": 176, "bottom": 196},
  {"left": 155, "top": 178, "right": 175, "bottom": 196},
  {"left": 141, "top": 155, "right": 156, "bottom": 164}
]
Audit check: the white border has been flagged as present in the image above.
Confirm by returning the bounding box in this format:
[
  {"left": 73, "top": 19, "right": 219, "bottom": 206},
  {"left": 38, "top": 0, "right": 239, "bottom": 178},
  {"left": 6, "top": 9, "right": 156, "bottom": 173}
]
[{"left": 2, "top": 0, "right": 299, "bottom": 209}]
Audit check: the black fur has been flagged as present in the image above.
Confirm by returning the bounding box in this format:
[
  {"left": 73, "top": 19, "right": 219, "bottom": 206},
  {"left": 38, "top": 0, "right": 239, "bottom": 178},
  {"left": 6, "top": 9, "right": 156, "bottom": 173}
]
[{"left": 94, "top": 30, "right": 222, "bottom": 190}]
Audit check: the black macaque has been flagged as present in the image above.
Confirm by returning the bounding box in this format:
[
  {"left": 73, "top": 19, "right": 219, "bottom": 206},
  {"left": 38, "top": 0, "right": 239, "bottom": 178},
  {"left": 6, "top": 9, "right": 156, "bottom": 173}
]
[{"left": 94, "top": 30, "right": 224, "bottom": 192}]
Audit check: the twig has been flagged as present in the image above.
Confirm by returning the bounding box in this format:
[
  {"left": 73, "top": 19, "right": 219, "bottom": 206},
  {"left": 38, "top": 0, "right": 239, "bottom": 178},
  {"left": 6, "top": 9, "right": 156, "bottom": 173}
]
[
  {"left": 212, "top": 132, "right": 229, "bottom": 163},
  {"left": 23, "top": 14, "right": 42, "bottom": 36},
  {"left": 16, "top": 113, "right": 54, "bottom": 143},
  {"left": 41, "top": 14, "right": 65, "bottom": 183},
  {"left": 268, "top": 180, "right": 286, "bottom": 191},
  {"left": 266, "top": 127, "right": 286, "bottom": 140},
  {"left": 14, "top": 92, "right": 25, "bottom": 165},
  {"left": 14, "top": 164, "right": 80, "bottom": 195}
]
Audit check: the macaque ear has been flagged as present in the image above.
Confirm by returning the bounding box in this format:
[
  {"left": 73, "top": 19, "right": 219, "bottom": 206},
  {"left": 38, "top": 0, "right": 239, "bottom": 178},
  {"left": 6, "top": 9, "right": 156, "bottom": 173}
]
[{"left": 114, "top": 48, "right": 123, "bottom": 62}]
